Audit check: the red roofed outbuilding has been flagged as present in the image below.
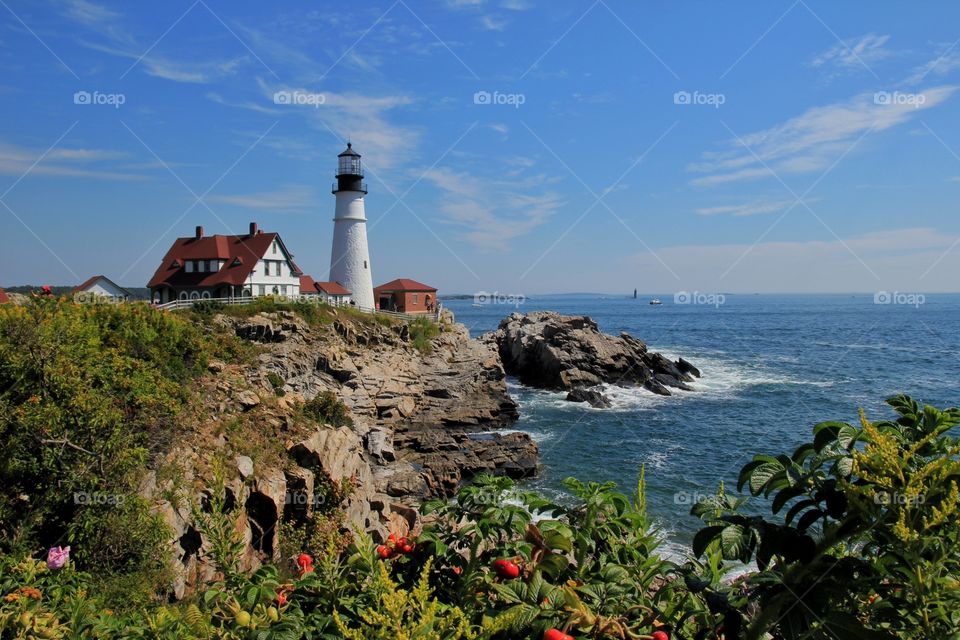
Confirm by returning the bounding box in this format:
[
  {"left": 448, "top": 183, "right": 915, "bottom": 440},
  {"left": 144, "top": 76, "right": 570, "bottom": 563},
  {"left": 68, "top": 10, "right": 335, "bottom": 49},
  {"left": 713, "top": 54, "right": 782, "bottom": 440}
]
[
  {"left": 0, "top": 288, "right": 9, "bottom": 304},
  {"left": 374, "top": 278, "right": 438, "bottom": 314},
  {"left": 299, "top": 275, "right": 351, "bottom": 305},
  {"left": 148, "top": 223, "right": 303, "bottom": 304}
]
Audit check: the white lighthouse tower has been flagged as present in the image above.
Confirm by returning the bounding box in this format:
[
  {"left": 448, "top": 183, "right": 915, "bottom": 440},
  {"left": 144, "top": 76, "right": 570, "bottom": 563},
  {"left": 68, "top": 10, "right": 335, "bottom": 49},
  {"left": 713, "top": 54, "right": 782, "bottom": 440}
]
[{"left": 329, "top": 143, "right": 374, "bottom": 309}]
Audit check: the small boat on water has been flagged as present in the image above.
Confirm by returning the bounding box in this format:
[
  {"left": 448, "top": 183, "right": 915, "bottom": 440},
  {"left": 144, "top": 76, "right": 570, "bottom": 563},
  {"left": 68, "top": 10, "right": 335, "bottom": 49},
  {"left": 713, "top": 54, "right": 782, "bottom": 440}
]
[{"left": 649, "top": 298, "right": 663, "bottom": 305}]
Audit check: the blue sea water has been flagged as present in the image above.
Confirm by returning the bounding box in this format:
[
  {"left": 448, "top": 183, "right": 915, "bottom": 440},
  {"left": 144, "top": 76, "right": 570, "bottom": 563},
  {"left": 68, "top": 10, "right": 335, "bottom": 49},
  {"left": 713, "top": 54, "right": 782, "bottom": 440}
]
[{"left": 442, "top": 293, "right": 960, "bottom": 559}]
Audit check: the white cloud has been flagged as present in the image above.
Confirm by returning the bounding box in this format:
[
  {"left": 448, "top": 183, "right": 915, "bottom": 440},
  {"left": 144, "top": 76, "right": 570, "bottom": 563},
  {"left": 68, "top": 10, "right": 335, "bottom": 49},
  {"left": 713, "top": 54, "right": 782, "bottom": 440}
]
[
  {"left": 208, "top": 185, "right": 315, "bottom": 212},
  {"left": 689, "top": 86, "right": 957, "bottom": 186},
  {"left": 61, "top": 0, "right": 119, "bottom": 26},
  {"left": 81, "top": 40, "right": 249, "bottom": 84},
  {"left": 480, "top": 15, "right": 508, "bottom": 31},
  {"left": 207, "top": 92, "right": 280, "bottom": 115},
  {"left": 422, "top": 166, "right": 563, "bottom": 250},
  {"left": 488, "top": 123, "right": 509, "bottom": 135},
  {"left": 501, "top": 0, "right": 533, "bottom": 9},
  {"left": 949, "top": 176, "right": 960, "bottom": 183},
  {"left": 695, "top": 200, "right": 793, "bottom": 217},
  {"left": 0, "top": 140, "right": 144, "bottom": 181},
  {"left": 810, "top": 33, "right": 891, "bottom": 72},
  {"left": 255, "top": 79, "right": 418, "bottom": 170},
  {"left": 625, "top": 228, "right": 960, "bottom": 292},
  {"left": 907, "top": 48, "right": 960, "bottom": 85}
]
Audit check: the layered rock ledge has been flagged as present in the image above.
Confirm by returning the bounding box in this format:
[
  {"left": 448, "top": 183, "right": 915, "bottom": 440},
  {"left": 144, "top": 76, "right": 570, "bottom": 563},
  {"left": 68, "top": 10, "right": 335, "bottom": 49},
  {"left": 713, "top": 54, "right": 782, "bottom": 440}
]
[{"left": 483, "top": 311, "right": 701, "bottom": 399}]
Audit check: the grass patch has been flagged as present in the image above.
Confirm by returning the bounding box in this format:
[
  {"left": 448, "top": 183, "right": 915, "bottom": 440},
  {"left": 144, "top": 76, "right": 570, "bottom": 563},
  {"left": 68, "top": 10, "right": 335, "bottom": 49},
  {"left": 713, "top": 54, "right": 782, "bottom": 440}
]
[{"left": 409, "top": 316, "right": 440, "bottom": 354}]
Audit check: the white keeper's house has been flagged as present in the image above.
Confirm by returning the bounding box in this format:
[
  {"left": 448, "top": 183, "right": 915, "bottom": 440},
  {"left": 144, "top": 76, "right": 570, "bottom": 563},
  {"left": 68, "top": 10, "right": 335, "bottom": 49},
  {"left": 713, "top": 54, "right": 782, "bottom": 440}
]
[{"left": 147, "top": 222, "right": 305, "bottom": 304}]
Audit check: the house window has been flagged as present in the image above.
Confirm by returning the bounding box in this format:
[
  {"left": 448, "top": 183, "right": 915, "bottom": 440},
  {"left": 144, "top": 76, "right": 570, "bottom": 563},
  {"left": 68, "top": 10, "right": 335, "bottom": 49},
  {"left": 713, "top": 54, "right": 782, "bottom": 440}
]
[
  {"left": 185, "top": 261, "right": 194, "bottom": 273},
  {"left": 272, "top": 242, "right": 278, "bottom": 255},
  {"left": 201, "top": 291, "right": 211, "bottom": 299},
  {"left": 412, "top": 294, "right": 418, "bottom": 304},
  {"left": 259, "top": 285, "right": 266, "bottom": 296},
  {"left": 364, "top": 260, "right": 368, "bottom": 269},
  {"left": 280, "top": 285, "right": 287, "bottom": 295},
  {"left": 179, "top": 291, "right": 188, "bottom": 301},
  {"left": 197, "top": 261, "right": 206, "bottom": 273}
]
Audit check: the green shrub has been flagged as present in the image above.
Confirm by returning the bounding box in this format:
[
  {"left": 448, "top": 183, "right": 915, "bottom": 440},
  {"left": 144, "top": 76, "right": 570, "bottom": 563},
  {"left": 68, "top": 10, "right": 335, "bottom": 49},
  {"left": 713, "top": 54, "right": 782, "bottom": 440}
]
[
  {"left": 690, "top": 394, "right": 960, "bottom": 640},
  {"left": 302, "top": 390, "right": 353, "bottom": 428},
  {"left": 266, "top": 371, "right": 286, "bottom": 396}
]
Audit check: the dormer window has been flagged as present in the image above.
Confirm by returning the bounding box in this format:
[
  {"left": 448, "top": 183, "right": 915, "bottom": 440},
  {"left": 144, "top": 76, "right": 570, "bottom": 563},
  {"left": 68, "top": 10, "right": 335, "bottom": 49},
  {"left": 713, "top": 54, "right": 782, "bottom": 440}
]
[
  {"left": 185, "top": 261, "right": 194, "bottom": 273},
  {"left": 171, "top": 260, "right": 181, "bottom": 269},
  {"left": 197, "top": 261, "right": 206, "bottom": 273}
]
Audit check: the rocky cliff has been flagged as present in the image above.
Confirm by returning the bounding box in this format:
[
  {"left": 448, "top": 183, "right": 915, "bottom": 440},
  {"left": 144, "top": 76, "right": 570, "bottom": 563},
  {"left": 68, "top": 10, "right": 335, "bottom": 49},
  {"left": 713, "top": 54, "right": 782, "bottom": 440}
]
[{"left": 145, "top": 308, "right": 536, "bottom": 598}]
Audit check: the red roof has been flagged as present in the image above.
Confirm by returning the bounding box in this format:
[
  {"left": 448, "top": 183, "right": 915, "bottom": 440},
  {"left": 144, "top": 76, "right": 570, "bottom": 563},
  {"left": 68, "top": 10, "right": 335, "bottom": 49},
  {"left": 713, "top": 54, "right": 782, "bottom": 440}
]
[
  {"left": 148, "top": 229, "right": 302, "bottom": 289},
  {"left": 316, "top": 281, "right": 351, "bottom": 295},
  {"left": 299, "top": 275, "right": 351, "bottom": 296},
  {"left": 73, "top": 275, "right": 130, "bottom": 295},
  {"left": 0, "top": 288, "right": 9, "bottom": 304},
  {"left": 374, "top": 278, "right": 437, "bottom": 292}
]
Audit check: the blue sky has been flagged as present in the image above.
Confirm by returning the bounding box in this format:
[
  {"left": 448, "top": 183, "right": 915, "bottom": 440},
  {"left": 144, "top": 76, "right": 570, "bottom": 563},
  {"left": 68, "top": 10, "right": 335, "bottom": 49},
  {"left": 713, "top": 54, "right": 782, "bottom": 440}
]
[{"left": 1, "top": 0, "right": 959, "bottom": 294}]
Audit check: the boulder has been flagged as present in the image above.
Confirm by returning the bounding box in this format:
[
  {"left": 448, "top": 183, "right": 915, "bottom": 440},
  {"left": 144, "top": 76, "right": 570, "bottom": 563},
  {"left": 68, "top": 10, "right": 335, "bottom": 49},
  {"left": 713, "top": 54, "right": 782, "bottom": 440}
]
[{"left": 566, "top": 387, "right": 612, "bottom": 408}]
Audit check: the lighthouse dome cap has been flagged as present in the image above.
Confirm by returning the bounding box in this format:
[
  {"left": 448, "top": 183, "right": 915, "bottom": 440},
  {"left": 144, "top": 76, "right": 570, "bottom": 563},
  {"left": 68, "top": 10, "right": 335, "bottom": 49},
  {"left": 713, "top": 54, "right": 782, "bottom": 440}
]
[{"left": 338, "top": 142, "right": 361, "bottom": 157}]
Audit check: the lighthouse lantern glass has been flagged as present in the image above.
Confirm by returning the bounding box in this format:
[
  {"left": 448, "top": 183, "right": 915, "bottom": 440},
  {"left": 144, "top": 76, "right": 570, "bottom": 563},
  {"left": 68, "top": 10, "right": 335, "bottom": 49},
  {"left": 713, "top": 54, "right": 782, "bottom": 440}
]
[{"left": 339, "top": 155, "right": 362, "bottom": 176}]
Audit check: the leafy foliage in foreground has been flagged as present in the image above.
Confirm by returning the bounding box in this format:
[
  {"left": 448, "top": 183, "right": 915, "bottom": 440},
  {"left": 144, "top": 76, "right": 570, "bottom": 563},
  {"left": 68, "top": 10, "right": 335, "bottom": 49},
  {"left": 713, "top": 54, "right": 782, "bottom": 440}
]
[
  {"left": 0, "top": 300, "right": 956, "bottom": 640},
  {"left": 690, "top": 395, "right": 960, "bottom": 640}
]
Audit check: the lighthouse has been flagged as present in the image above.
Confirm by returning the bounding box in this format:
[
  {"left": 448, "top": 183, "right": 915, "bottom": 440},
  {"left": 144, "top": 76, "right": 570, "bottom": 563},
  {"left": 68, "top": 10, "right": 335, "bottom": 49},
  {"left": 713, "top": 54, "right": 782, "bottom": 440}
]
[{"left": 329, "top": 143, "right": 374, "bottom": 309}]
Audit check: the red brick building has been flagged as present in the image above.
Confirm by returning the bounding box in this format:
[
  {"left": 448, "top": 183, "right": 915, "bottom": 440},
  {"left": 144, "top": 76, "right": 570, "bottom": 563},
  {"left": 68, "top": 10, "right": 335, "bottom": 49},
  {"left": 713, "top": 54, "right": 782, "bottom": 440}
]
[{"left": 374, "top": 278, "right": 438, "bottom": 314}]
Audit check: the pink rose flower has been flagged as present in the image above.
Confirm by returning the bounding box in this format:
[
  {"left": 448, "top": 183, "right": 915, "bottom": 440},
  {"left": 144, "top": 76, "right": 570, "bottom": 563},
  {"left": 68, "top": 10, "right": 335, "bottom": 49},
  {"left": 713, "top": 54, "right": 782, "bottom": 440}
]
[{"left": 47, "top": 546, "right": 70, "bottom": 570}]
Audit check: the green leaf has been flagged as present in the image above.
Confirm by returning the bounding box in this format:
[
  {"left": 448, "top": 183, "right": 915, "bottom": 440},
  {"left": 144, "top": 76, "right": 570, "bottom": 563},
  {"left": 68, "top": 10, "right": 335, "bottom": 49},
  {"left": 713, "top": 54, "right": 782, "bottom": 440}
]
[
  {"left": 796, "top": 508, "right": 824, "bottom": 532},
  {"left": 749, "top": 461, "right": 785, "bottom": 496},
  {"left": 771, "top": 484, "right": 806, "bottom": 514},
  {"left": 784, "top": 499, "right": 817, "bottom": 526},
  {"left": 692, "top": 525, "right": 725, "bottom": 558}
]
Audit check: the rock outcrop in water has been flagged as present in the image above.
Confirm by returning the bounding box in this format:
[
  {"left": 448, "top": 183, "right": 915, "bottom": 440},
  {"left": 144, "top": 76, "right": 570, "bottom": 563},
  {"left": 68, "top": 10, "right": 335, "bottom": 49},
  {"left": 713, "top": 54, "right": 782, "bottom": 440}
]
[{"left": 484, "top": 311, "right": 700, "bottom": 398}]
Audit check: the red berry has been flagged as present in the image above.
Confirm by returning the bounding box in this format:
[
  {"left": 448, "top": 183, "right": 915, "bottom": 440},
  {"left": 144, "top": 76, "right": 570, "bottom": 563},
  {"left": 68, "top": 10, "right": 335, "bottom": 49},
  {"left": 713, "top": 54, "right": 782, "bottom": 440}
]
[
  {"left": 544, "top": 630, "right": 573, "bottom": 640},
  {"left": 376, "top": 545, "right": 392, "bottom": 559},
  {"left": 651, "top": 632, "right": 668, "bottom": 640},
  {"left": 493, "top": 558, "right": 520, "bottom": 579},
  {"left": 400, "top": 542, "right": 414, "bottom": 554},
  {"left": 451, "top": 566, "right": 462, "bottom": 575},
  {"left": 387, "top": 533, "right": 398, "bottom": 544}
]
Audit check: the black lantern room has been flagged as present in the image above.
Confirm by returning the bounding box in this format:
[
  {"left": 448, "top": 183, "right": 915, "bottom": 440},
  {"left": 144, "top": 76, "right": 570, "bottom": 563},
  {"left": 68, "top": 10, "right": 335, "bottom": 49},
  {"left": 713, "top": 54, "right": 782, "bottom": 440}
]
[{"left": 333, "top": 143, "right": 367, "bottom": 194}]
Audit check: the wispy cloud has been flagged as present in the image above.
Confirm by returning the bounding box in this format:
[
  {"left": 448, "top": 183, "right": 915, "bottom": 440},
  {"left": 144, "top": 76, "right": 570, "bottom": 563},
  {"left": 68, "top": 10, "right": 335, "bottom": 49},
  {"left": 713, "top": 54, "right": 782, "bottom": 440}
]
[
  {"left": 695, "top": 199, "right": 793, "bottom": 217},
  {"left": 208, "top": 185, "right": 315, "bottom": 212},
  {"left": 423, "top": 166, "right": 562, "bottom": 250},
  {"left": 690, "top": 86, "right": 957, "bottom": 187},
  {"left": 0, "top": 139, "right": 145, "bottom": 181},
  {"left": 81, "top": 40, "right": 249, "bottom": 83},
  {"left": 810, "top": 33, "right": 891, "bottom": 74},
  {"left": 906, "top": 46, "right": 960, "bottom": 84},
  {"left": 255, "top": 79, "right": 418, "bottom": 170}
]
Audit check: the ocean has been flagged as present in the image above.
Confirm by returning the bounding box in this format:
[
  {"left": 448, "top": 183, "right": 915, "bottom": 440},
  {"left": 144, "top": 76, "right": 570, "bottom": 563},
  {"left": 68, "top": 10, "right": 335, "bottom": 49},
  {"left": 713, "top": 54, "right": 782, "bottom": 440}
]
[{"left": 442, "top": 293, "right": 960, "bottom": 559}]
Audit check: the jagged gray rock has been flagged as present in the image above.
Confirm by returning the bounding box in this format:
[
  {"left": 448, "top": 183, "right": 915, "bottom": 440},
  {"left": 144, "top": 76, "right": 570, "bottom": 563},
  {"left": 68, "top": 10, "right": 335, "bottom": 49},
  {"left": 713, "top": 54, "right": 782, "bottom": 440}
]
[{"left": 484, "top": 311, "right": 700, "bottom": 398}]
